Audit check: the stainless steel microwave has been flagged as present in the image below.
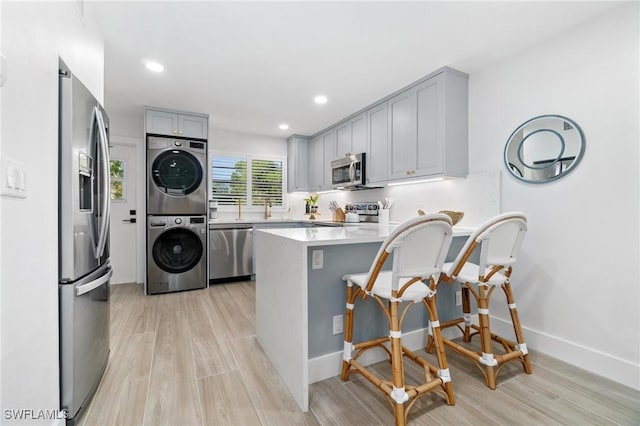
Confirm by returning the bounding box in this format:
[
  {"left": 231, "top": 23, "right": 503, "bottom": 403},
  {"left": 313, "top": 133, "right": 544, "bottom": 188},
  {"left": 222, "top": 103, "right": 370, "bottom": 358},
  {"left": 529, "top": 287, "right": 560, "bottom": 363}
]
[{"left": 331, "top": 153, "right": 380, "bottom": 190}]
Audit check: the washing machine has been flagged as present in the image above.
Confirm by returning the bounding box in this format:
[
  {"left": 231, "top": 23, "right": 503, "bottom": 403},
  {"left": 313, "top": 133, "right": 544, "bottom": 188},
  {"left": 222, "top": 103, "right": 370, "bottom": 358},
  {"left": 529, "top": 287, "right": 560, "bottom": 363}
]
[
  {"left": 147, "top": 136, "right": 207, "bottom": 215},
  {"left": 147, "top": 215, "right": 207, "bottom": 294}
]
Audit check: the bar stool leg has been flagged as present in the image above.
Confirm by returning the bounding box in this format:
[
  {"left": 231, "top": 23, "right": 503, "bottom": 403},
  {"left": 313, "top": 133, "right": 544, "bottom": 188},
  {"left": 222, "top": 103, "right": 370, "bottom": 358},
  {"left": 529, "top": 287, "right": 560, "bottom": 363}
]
[
  {"left": 503, "top": 282, "right": 532, "bottom": 374},
  {"left": 461, "top": 286, "right": 472, "bottom": 342},
  {"left": 341, "top": 282, "right": 355, "bottom": 381},
  {"left": 477, "top": 284, "right": 497, "bottom": 389},
  {"left": 389, "top": 297, "right": 408, "bottom": 426},
  {"left": 423, "top": 296, "right": 455, "bottom": 405}
]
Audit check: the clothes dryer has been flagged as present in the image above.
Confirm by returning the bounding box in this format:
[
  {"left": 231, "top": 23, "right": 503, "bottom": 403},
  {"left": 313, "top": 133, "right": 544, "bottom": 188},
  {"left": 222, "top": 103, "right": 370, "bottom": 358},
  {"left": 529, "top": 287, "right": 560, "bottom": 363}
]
[
  {"left": 147, "top": 215, "right": 207, "bottom": 294},
  {"left": 147, "top": 136, "right": 207, "bottom": 215}
]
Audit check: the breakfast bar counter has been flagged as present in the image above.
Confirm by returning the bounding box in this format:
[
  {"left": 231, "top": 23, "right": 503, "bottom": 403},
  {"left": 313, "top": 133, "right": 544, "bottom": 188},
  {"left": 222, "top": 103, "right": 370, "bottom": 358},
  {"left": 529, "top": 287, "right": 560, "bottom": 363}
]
[{"left": 254, "top": 223, "right": 474, "bottom": 411}]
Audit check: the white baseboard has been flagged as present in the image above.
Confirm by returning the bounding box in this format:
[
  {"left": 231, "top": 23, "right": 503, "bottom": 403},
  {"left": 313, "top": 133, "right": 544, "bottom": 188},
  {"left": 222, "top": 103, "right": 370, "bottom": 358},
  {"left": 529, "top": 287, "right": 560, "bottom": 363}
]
[
  {"left": 308, "top": 326, "right": 463, "bottom": 384},
  {"left": 489, "top": 316, "right": 640, "bottom": 391},
  {"left": 310, "top": 316, "right": 640, "bottom": 392}
]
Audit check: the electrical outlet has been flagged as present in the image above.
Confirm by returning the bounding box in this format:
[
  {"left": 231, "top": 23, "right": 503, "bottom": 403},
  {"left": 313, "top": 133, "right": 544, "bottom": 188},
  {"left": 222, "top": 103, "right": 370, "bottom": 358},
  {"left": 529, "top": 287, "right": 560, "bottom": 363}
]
[
  {"left": 312, "top": 250, "right": 323, "bottom": 269},
  {"left": 332, "top": 314, "right": 343, "bottom": 335},
  {"left": 455, "top": 290, "right": 462, "bottom": 306}
]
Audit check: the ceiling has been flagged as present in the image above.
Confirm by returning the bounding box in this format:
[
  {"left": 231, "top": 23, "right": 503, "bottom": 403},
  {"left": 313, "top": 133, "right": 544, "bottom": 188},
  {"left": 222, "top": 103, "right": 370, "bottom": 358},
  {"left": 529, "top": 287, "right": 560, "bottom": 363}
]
[{"left": 89, "top": 1, "right": 621, "bottom": 138}]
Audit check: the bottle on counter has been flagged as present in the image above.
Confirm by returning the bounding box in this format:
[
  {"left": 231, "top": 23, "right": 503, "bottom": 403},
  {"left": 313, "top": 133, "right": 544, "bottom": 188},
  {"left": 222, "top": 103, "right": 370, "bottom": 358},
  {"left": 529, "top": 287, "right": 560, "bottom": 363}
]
[{"left": 305, "top": 201, "right": 310, "bottom": 214}]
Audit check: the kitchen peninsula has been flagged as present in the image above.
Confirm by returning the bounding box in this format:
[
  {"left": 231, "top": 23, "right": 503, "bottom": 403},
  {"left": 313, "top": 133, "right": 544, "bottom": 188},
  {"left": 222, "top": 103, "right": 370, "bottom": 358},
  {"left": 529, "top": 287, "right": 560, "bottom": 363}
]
[{"left": 254, "top": 223, "right": 474, "bottom": 411}]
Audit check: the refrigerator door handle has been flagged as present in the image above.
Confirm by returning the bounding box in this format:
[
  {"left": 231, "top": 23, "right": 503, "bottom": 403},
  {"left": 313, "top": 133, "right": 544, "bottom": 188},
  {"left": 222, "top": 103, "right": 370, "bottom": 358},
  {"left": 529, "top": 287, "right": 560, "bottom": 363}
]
[
  {"left": 76, "top": 267, "right": 112, "bottom": 297},
  {"left": 94, "top": 107, "right": 111, "bottom": 258}
]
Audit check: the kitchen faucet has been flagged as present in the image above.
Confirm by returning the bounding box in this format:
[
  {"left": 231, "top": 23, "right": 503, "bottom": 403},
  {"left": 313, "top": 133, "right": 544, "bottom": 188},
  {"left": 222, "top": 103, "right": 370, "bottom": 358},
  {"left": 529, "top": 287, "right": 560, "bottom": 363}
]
[{"left": 264, "top": 197, "right": 272, "bottom": 219}]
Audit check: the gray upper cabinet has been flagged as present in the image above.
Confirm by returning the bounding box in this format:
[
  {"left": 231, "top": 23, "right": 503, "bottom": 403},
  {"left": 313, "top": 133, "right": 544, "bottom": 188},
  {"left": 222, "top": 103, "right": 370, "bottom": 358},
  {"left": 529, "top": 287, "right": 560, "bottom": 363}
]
[
  {"left": 287, "top": 136, "right": 309, "bottom": 192},
  {"left": 388, "top": 89, "right": 413, "bottom": 180},
  {"left": 351, "top": 114, "right": 367, "bottom": 155},
  {"left": 321, "top": 129, "right": 336, "bottom": 189},
  {"left": 335, "top": 121, "right": 350, "bottom": 159},
  {"left": 335, "top": 113, "right": 367, "bottom": 159},
  {"left": 414, "top": 78, "right": 442, "bottom": 176},
  {"left": 145, "top": 108, "right": 209, "bottom": 139},
  {"left": 294, "top": 67, "right": 468, "bottom": 188},
  {"left": 308, "top": 129, "right": 335, "bottom": 191},
  {"left": 309, "top": 135, "right": 324, "bottom": 191},
  {"left": 386, "top": 69, "right": 468, "bottom": 181},
  {"left": 366, "top": 102, "right": 388, "bottom": 184}
]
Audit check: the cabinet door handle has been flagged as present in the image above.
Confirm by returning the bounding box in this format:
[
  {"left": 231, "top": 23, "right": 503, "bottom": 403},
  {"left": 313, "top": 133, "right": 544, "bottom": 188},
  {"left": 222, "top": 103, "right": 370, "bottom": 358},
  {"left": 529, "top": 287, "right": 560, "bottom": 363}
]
[
  {"left": 173, "top": 130, "right": 178, "bottom": 134},
  {"left": 179, "top": 131, "right": 184, "bottom": 134}
]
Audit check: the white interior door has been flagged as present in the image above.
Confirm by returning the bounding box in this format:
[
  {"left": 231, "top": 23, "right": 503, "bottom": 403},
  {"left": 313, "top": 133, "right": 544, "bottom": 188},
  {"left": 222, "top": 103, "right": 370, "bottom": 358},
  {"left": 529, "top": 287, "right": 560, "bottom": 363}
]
[{"left": 109, "top": 144, "right": 137, "bottom": 284}]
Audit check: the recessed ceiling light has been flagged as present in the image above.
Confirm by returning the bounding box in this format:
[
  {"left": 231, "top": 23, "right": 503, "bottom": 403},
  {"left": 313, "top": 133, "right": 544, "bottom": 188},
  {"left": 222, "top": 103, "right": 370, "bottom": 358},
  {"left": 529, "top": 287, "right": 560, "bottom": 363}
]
[
  {"left": 145, "top": 61, "right": 164, "bottom": 73},
  {"left": 314, "top": 95, "right": 328, "bottom": 105},
  {"left": 278, "top": 123, "right": 289, "bottom": 130}
]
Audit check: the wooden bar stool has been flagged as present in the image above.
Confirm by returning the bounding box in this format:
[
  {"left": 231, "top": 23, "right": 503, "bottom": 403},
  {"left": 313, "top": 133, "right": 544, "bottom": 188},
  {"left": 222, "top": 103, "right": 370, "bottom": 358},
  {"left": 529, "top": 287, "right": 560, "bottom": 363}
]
[
  {"left": 428, "top": 212, "right": 531, "bottom": 389},
  {"left": 341, "top": 214, "right": 455, "bottom": 426}
]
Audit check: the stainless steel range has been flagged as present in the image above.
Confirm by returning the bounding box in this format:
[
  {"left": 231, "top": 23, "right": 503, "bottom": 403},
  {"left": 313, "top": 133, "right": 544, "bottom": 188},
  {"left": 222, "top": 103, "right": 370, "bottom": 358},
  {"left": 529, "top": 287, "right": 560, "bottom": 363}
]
[{"left": 344, "top": 202, "right": 380, "bottom": 222}]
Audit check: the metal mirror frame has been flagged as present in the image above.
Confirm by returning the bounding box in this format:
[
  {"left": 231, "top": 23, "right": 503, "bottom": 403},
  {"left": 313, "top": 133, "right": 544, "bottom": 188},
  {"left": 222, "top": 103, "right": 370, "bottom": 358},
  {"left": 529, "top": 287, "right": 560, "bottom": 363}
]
[{"left": 503, "top": 114, "right": 585, "bottom": 184}]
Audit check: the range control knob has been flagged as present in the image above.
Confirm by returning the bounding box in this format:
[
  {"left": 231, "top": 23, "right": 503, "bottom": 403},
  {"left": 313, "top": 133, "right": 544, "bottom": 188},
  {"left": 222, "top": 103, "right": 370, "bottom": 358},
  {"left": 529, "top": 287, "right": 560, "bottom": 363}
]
[{"left": 175, "top": 218, "right": 183, "bottom": 225}]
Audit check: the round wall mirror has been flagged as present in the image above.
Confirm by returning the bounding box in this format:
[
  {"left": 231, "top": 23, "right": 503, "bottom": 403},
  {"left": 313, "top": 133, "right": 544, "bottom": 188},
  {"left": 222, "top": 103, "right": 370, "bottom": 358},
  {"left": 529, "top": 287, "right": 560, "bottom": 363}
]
[{"left": 504, "top": 115, "right": 585, "bottom": 183}]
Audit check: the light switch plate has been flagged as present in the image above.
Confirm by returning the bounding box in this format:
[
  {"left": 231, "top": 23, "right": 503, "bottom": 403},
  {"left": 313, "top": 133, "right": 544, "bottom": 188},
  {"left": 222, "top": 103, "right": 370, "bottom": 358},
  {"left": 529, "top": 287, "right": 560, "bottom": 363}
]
[
  {"left": 312, "top": 250, "right": 323, "bottom": 269},
  {"left": 332, "top": 315, "right": 343, "bottom": 335},
  {"left": 0, "top": 53, "right": 6, "bottom": 87},
  {"left": 0, "top": 155, "right": 27, "bottom": 198}
]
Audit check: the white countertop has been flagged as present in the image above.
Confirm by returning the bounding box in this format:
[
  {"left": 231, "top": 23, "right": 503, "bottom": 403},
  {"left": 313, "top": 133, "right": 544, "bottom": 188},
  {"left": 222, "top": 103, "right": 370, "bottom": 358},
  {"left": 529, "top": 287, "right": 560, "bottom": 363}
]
[
  {"left": 255, "top": 223, "right": 474, "bottom": 246},
  {"left": 209, "top": 218, "right": 333, "bottom": 226}
]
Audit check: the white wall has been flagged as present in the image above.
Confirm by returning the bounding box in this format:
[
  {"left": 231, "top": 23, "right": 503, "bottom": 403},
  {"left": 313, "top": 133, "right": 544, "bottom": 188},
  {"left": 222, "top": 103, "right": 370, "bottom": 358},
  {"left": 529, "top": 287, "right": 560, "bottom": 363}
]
[
  {"left": 211, "top": 128, "right": 289, "bottom": 220},
  {"left": 211, "top": 127, "right": 287, "bottom": 157},
  {"left": 468, "top": 3, "right": 639, "bottom": 389},
  {"left": 0, "top": 0, "right": 4, "bottom": 414},
  {"left": 0, "top": 2, "right": 104, "bottom": 423}
]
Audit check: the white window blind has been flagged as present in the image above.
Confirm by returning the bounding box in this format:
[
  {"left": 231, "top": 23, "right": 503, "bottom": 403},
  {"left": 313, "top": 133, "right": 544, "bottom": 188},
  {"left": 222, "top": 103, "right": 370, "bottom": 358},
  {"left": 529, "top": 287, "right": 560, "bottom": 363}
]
[
  {"left": 251, "top": 159, "right": 283, "bottom": 206},
  {"left": 211, "top": 156, "right": 247, "bottom": 206},
  {"left": 211, "top": 155, "right": 284, "bottom": 207}
]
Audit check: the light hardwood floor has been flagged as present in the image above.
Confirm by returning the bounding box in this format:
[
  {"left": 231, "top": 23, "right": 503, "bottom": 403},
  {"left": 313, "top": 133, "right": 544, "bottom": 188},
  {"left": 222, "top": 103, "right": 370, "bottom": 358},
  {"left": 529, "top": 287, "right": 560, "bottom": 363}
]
[{"left": 79, "top": 282, "right": 640, "bottom": 426}]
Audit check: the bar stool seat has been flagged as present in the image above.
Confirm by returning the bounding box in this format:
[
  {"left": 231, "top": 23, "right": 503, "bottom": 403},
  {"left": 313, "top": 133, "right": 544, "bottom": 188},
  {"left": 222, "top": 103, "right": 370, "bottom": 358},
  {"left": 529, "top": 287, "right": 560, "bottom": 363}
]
[
  {"left": 344, "top": 271, "right": 436, "bottom": 302},
  {"left": 443, "top": 263, "right": 508, "bottom": 287}
]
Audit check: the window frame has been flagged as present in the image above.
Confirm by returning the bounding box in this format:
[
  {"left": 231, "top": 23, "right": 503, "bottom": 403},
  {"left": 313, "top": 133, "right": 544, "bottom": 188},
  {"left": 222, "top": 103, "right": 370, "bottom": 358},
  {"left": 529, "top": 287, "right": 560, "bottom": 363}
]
[
  {"left": 109, "top": 158, "right": 127, "bottom": 202},
  {"left": 210, "top": 151, "right": 288, "bottom": 212}
]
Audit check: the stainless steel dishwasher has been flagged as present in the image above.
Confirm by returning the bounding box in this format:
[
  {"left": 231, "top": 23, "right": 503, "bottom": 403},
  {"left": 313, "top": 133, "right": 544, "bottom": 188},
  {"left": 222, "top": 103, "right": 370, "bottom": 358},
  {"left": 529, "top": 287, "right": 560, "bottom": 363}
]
[{"left": 209, "top": 223, "right": 253, "bottom": 281}]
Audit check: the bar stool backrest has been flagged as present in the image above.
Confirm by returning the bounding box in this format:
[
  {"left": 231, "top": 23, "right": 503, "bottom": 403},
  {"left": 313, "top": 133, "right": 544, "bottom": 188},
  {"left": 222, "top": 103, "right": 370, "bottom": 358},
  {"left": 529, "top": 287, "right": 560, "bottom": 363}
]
[
  {"left": 362, "top": 213, "right": 453, "bottom": 292},
  {"left": 448, "top": 212, "right": 528, "bottom": 280}
]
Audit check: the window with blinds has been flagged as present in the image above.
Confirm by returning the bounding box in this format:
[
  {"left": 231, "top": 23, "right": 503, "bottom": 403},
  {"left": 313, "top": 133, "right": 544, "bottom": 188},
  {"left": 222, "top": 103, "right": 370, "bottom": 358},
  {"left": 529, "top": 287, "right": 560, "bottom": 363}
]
[{"left": 211, "top": 155, "right": 284, "bottom": 207}]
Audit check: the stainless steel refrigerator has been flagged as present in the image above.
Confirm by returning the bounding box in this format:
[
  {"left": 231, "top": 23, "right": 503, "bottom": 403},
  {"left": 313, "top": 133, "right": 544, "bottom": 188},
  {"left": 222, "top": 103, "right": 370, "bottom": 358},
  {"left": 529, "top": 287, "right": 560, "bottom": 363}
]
[{"left": 58, "top": 59, "right": 112, "bottom": 426}]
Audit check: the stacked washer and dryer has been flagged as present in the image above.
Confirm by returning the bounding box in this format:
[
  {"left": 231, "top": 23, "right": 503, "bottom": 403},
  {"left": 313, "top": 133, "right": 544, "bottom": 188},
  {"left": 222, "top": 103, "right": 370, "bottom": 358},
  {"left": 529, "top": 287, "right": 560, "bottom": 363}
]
[{"left": 146, "top": 134, "right": 208, "bottom": 295}]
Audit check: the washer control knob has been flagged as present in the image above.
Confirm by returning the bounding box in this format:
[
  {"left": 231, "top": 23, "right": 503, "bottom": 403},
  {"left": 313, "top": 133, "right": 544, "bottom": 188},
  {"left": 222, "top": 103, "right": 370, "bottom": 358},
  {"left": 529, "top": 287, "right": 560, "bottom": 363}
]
[
  {"left": 174, "top": 140, "right": 183, "bottom": 147},
  {"left": 175, "top": 218, "right": 183, "bottom": 225}
]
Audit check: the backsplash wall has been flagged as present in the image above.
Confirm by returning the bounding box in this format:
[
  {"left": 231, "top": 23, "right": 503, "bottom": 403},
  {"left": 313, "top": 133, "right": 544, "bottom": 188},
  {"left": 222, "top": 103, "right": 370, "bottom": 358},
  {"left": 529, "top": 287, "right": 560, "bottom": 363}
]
[{"left": 287, "top": 171, "right": 501, "bottom": 227}]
